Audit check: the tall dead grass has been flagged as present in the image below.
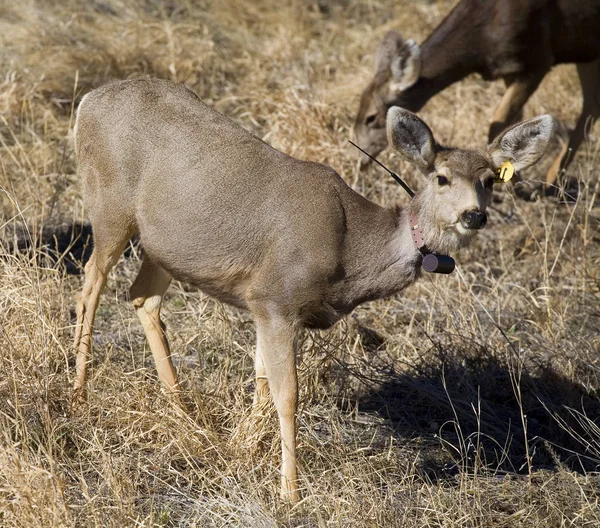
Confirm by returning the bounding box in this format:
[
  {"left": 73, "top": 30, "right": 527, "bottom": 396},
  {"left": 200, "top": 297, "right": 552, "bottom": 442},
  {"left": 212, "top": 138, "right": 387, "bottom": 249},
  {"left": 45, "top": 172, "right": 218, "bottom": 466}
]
[{"left": 2, "top": 0, "right": 600, "bottom": 526}]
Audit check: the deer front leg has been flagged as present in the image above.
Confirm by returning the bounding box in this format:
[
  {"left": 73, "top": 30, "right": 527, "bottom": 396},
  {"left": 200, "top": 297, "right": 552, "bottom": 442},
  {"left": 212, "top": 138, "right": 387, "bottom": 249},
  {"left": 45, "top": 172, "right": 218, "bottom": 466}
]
[
  {"left": 489, "top": 74, "right": 546, "bottom": 142},
  {"left": 253, "top": 345, "right": 269, "bottom": 406},
  {"left": 254, "top": 314, "right": 299, "bottom": 502}
]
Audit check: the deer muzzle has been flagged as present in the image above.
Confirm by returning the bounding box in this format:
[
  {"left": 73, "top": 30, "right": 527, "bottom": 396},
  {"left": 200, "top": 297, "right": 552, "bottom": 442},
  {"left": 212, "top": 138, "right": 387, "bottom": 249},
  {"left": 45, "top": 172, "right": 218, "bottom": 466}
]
[{"left": 459, "top": 210, "right": 487, "bottom": 230}]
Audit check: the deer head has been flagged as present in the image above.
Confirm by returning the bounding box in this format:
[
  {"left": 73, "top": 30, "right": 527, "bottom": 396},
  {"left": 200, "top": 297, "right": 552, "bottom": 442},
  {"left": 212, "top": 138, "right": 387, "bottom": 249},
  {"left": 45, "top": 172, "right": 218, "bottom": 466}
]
[
  {"left": 387, "top": 107, "right": 553, "bottom": 254},
  {"left": 354, "top": 32, "right": 424, "bottom": 167}
]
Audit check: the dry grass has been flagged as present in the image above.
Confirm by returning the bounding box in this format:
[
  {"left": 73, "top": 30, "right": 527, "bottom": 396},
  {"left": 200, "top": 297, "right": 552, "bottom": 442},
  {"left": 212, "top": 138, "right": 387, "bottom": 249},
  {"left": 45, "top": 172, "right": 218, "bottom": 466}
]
[{"left": 2, "top": 0, "right": 600, "bottom": 526}]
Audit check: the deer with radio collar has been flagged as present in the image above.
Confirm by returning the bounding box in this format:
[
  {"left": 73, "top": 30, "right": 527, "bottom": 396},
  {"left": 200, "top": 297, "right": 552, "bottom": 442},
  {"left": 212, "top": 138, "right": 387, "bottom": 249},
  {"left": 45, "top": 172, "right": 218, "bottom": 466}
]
[{"left": 73, "top": 78, "right": 552, "bottom": 502}]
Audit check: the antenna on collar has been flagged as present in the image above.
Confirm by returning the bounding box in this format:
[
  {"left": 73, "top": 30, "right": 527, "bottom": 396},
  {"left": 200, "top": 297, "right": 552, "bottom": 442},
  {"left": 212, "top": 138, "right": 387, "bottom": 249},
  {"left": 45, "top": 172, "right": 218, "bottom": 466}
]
[
  {"left": 349, "top": 140, "right": 414, "bottom": 198},
  {"left": 349, "top": 140, "right": 455, "bottom": 275}
]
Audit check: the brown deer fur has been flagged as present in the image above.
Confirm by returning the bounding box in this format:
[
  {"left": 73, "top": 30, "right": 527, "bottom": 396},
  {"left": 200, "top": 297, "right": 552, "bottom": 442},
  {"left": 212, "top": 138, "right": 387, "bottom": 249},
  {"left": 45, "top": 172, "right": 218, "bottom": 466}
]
[{"left": 73, "top": 78, "right": 552, "bottom": 501}]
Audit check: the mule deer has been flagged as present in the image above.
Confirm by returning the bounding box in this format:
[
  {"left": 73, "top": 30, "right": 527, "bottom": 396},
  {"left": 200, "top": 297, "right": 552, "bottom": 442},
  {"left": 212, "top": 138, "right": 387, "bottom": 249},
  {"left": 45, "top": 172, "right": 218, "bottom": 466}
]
[
  {"left": 73, "top": 78, "right": 551, "bottom": 502},
  {"left": 354, "top": 0, "right": 600, "bottom": 189}
]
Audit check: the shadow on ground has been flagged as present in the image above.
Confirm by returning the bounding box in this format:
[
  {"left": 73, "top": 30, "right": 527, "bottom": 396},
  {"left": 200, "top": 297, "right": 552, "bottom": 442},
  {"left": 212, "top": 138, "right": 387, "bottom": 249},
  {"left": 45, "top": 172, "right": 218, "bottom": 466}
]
[
  {"left": 4, "top": 221, "right": 93, "bottom": 274},
  {"left": 5, "top": 221, "right": 137, "bottom": 274},
  {"left": 341, "top": 342, "right": 600, "bottom": 480}
]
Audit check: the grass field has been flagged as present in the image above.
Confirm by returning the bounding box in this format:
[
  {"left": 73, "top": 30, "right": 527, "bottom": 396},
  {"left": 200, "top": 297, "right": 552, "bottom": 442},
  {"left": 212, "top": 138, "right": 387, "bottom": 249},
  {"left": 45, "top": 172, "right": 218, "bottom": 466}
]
[{"left": 2, "top": 0, "right": 600, "bottom": 526}]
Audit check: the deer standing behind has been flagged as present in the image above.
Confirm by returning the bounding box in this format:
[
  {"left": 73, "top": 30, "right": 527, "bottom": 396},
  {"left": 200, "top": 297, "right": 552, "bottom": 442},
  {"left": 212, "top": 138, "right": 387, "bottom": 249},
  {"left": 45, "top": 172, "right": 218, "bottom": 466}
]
[
  {"left": 354, "top": 0, "right": 600, "bottom": 190},
  {"left": 73, "top": 78, "right": 552, "bottom": 502}
]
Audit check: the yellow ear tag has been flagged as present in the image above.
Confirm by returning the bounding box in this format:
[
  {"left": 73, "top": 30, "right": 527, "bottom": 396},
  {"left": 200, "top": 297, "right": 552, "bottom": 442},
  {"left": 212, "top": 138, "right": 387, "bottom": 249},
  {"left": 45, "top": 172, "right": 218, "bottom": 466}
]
[{"left": 494, "top": 161, "right": 515, "bottom": 183}]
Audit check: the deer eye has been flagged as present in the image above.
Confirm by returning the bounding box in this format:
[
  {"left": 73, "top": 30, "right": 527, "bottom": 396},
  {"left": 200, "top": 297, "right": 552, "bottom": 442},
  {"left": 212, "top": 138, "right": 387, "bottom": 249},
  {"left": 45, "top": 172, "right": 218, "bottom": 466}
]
[
  {"left": 365, "top": 114, "right": 378, "bottom": 127},
  {"left": 437, "top": 175, "right": 450, "bottom": 186}
]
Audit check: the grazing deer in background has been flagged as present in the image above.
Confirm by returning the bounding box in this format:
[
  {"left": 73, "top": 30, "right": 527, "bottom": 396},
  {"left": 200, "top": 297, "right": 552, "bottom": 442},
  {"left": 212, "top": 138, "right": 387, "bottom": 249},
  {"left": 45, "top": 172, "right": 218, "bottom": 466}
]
[
  {"left": 73, "top": 78, "right": 551, "bottom": 502},
  {"left": 354, "top": 0, "right": 600, "bottom": 190}
]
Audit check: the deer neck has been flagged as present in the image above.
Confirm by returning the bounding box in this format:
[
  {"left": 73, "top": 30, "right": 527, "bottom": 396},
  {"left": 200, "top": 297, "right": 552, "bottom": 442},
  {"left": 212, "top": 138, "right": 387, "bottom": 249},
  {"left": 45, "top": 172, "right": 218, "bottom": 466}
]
[
  {"left": 396, "top": 2, "right": 485, "bottom": 112},
  {"left": 334, "top": 201, "right": 426, "bottom": 310},
  {"left": 388, "top": 201, "right": 428, "bottom": 280}
]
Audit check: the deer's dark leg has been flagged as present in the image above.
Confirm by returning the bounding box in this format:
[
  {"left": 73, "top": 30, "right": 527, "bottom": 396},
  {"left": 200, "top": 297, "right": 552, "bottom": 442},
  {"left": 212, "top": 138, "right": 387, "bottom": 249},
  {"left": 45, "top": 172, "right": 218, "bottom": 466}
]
[
  {"left": 546, "top": 58, "right": 600, "bottom": 188},
  {"left": 489, "top": 73, "right": 546, "bottom": 142}
]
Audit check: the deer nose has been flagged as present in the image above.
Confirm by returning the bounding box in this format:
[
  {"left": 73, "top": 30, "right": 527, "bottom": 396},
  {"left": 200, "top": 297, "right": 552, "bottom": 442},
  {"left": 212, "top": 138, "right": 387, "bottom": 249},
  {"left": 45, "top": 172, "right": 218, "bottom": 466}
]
[{"left": 460, "top": 210, "right": 487, "bottom": 230}]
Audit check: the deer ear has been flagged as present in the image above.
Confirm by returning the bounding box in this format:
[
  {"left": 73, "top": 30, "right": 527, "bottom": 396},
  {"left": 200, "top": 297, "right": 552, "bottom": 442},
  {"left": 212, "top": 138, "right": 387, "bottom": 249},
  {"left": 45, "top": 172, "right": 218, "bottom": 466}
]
[
  {"left": 390, "top": 39, "right": 421, "bottom": 93},
  {"left": 374, "top": 32, "right": 421, "bottom": 94},
  {"left": 488, "top": 115, "right": 553, "bottom": 172},
  {"left": 387, "top": 107, "right": 436, "bottom": 169}
]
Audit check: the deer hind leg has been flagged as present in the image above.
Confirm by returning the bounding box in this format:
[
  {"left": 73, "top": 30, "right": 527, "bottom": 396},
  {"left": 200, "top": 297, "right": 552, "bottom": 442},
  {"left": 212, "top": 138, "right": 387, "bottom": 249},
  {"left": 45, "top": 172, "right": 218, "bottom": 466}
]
[
  {"left": 129, "top": 257, "right": 179, "bottom": 396},
  {"left": 252, "top": 311, "right": 299, "bottom": 502},
  {"left": 546, "top": 58, "right": 600, "bottom": 189},
  {"left": 489, "top": 73, "right": 546, "bottom": 142},
  {"left": 73, "top": 230, "right": 131, "bottom": 401}
]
